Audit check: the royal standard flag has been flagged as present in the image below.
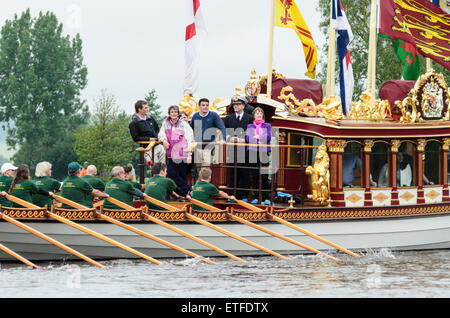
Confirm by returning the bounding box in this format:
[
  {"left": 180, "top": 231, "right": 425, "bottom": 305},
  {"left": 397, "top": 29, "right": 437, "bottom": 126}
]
[
  {"left": 379, "top": 0, "right": 450, "bottom": 70},
  {"left": 275, "top": 0, "right": 318, "bottom": 78}
]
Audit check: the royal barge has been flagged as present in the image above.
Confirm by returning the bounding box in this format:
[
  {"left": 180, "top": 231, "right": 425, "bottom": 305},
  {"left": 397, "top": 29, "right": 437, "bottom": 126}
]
[{"left": 0, "top": 69, "right": 449, "bottom": 265}]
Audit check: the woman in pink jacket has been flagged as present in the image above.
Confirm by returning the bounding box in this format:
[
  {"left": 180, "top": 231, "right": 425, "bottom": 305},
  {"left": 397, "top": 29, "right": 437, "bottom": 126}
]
[{"left": 158, "top": 105, "right": 194, "bottom": 196}]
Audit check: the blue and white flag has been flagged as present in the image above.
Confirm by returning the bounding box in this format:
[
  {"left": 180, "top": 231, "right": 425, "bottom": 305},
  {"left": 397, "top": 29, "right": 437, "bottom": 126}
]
[{"left": 331, "top": 0, "right": 354, "bottom": 116}]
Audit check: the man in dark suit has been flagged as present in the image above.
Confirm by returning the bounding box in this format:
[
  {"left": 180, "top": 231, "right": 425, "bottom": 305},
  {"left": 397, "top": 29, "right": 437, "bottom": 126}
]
[{"left": 224, "top": 96, "right": 253, "bottom": 201}]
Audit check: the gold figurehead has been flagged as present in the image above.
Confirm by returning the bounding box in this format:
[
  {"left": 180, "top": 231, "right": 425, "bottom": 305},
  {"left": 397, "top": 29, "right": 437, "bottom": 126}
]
[{"left": 305, "top": 143, "right": 330, "bottom": 205}]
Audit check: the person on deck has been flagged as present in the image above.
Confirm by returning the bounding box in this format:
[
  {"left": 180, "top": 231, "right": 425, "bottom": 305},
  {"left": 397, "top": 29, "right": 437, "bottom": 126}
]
[
  {"left": 60, "top": 162, "right": 109, "bottom": 209},
  {"left": 129, "top": 99, "right": 165, "bottom": 165},
  {"left": 191, "top": 167, "right": 235, "bottom": 211},
  {"left": 0, "top": 164, "right": 55, "bottom": 208},
  {"left": 190, "top": 98, "right": 226, "bottom": 178},
  {"left": 32, "top": 161, "right": 61, "bottom": 208},
  {"left": 123, "top": 163, "right": 144, "bottom": 192},
  {"left": 246, "top": 107, "right": 272, "bottom": 205},
  {"left": 81, "top": 165, "right": 105, "bottom": 206},
  {"left": 103, "top": 166, "right": 144, "bottom": 210},
  {"left": 144, "top": 162, "right": 182, "bottom": 211},
  {"left": 224, "top": 96, "right": 253, "bottom": 201},
  {"left": 0, "top": 163, "right": 17, "bottom": 208},
  {"left": 158, "top": 105, "right": 194, "bottom": 197}
]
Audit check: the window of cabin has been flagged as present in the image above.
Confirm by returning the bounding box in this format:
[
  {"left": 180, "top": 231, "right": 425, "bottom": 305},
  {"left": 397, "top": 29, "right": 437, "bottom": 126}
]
[
  {"left": 397, "top": 141, "right": 416, "bottom": 187},
  {"left": 342, "top": 142, "right": 362, "bottom": 188},
  {"left": 424, "top": 141, "right": 440, "bottom": 185},
  {"left": 287, "top": 132, "right": 323, "bottom": 167},
  {"left": 371, "top": 142, "right": 390, "bottom": 187}
]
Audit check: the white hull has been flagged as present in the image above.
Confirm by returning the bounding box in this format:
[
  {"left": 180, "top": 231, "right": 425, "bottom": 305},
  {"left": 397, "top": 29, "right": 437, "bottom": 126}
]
[{"left": 1, "top": 213, "right": 449, "bottom": 262}]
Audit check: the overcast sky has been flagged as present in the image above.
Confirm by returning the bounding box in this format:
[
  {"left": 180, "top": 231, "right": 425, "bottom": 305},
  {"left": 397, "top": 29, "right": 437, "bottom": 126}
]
[{"left": 0, "top": 0, "right": 326, "bottom": 116}]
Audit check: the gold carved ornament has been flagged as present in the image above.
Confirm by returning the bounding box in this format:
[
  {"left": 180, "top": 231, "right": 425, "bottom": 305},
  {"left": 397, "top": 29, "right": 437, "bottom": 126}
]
[
  {"left": 396, "top": 70, "right": 449, "bottom": 122},
  {"left": 305, "top": 142, "right": 330, "bottom": 205},
  {"left": 277, "top": 87, "right": 345, "bottom": 121},
  {"left": 179, "top": 95, "right": 227, "bottom": 117},
  {"left": 349, "top": 91, "right": 392, "bottom": 120}
]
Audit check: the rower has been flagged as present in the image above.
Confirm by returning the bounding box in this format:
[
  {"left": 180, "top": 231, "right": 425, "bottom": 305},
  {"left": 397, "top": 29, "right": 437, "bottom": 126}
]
[
  {"left": 60, "top": 162, "right": 109, "bottom": 209},
  {"left": 0, "top": 163, "right": 17, "bottom": 207},
  {"left": 1, "top": 164, "right": 55, "bottom": 208},
  {"left": 103, "top": 166, "right": 144, "bottom": 210},
  {"left": 144, "top": 162, "right": 183, "bottom": 211},
  {"left": 81, "top": 165, "right": 105, "bottom": 206},
  {"left": 191, "top": 167, "right": 235, "bottom": 211},
  {"left": 123, "top": 163, "right": 145, "bottom": 192}
]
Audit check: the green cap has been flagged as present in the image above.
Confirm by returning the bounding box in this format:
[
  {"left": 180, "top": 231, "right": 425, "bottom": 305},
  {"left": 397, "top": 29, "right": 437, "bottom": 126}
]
[{"left": 68, "top": 162, "right": 82, "bottom": 172}]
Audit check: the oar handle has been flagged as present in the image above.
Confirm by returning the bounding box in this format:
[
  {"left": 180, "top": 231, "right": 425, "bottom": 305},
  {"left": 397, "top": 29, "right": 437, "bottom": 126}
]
[
  {"left": 5, "top": 194, "right": 40, "bottom": 209},
  {"left": 106, "top": 197, "right": 134, "bottom": 210},
  {"left": 143, "top": 194, "right": 178, "bottom": 212},
  {"left": 53, "top": 196, "right": 88, "bottom": 210},
  {"left": 189, "top": 198, "right": 222, "bottom": 212}
]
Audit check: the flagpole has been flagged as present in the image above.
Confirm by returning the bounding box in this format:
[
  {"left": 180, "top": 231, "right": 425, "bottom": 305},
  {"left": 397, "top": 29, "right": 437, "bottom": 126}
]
[
  {"left": 326, "top": 0, "right": 336, "bottom": 98},
  {"left": 267, "top": 0, "right": 275, "bottom": 99},
  {"left": 367, "top": 0, "right": 378, "bottom": 107}
]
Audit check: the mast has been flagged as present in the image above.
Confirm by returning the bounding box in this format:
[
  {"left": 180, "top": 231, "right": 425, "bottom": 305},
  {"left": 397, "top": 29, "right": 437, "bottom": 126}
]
[
  {"left": 326, "top": 0, "right": 336, "bottom": 98},
  {"left": 267, "top": 0, "right": 275, "bottom": 99},
  {"left": 367, "top": 0, "right": 378, "bottom": 106}
]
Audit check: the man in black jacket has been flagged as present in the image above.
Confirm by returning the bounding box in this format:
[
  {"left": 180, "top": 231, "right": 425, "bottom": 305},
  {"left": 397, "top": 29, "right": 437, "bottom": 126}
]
[
  {"left": 129, "top": 100, "right": 165, "bottom": 164},
  {"left": 224, "top": 96, "right": 253, "bottom": 201}
]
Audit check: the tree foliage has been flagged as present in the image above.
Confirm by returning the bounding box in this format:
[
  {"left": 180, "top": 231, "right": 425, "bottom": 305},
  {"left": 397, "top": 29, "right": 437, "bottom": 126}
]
[
  {"left": 145, "top": 89, "right": 164, "bottom": 125},
  {"left": 74, "top": 90, "right": 138, "bottom": 182},
  {"left": 316, "top": 0, "right": 449, "bottom": 100},
  {"left": 0, "top": 10, "right": 88, "bottom": 179}
]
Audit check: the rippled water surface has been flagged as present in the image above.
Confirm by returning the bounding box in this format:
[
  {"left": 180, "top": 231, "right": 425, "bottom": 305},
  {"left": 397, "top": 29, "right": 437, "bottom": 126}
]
[{"left": 0, "top": 249, "right": 449, "bottom": 298}]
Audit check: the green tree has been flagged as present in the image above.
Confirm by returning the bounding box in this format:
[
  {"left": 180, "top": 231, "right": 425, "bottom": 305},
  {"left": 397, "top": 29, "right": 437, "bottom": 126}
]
[
  {"left": 74, "top": 90, "right": 138, "bottom": 183},
  {"left": 0, "top": 10, "right": 88, "bottom": 179},
  {"left": 316, "top": 0, "right": 449, "bottom": 100},
  {"left": 145, "top": 89, "right": 164, "bottom": 126}
]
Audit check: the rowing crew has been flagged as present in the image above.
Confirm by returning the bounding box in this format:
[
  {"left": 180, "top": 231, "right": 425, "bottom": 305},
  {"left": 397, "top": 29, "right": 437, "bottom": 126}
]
[{"left": 0, "top": 161, "right": 234, "bottom": 212}]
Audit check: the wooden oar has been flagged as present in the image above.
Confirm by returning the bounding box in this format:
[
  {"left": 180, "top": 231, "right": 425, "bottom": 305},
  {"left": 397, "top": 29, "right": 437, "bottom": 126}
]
[
  {"left": 141, "top": 211, "right": 245, "bottom": 263},
  {"left": 188, "top": 198, "right": 290, "bottom": 260},
  {"left": 267, "top": 213, "right": 360, "bottom": 258},
  {"left": 0, "top": 242, "right": 45, "bottom": 270},
  {"left": 102, "top": 197, "right": 216, "bottom": 264},
  {"left": 143, "top": 194, "right": 178, "bottom": 212},
  {"left": 0, "top": 207, "right": 104, "bottom": 268},
  {"left": 52, "top": 196, "right": 162, "bottom": 265},
  {"left": 227, "top": 213, "right": 339, "bottom": 261},
  {"left": 93, "top": 200, "right": 104, "bottom": 209},
  {"left": 235, "top": 199, "right": 360, "bottom": 258},
  {"left": 142, "top": 195, "right": 248, "bottom": 262}
]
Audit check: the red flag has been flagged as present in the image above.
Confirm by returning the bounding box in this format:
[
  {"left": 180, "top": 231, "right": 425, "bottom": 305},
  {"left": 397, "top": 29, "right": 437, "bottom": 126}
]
[{"left": 379, "top": 0, "right": 450, "bottom": 70}]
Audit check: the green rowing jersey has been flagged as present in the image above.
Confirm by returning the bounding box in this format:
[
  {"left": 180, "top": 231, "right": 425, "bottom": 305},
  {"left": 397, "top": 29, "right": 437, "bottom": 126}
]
[
  {"left": 32, "top": 176, "right": 61, "bottom": 208},
  {"left": 10, "top": 180, "right": 39, "bottom": 208},
  {"left": 192, "top": 181, "right": 219, "bottom": 211},
  {"left": 145, "top": 175, "right": 176, "bottom": 211},
  {"left": 61, "top": 176, "right": 94, "bottom": 209},
  {"left": 81, "top": 175, "right": 105, "bottom": 207},
  {"left": 0, "top": 175, "right": 13, "bottom": 207},
  {"left": 103, "top": 178, "right": 135, "bottom": 210}
]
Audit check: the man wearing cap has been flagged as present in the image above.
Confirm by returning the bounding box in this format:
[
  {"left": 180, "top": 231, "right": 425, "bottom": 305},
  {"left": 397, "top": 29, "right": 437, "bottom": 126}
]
[
  {"left": 0, "top": 163, "right": 17, "bottom": 207},
  {"left": 81, "top": 165, "right": 105, "bottom": 206},
  {"left": 61, "top": 162, "right": 109, "bottom": 209},
  {"left": 224, "top": 96, "right": 253, "bottom": 201}
]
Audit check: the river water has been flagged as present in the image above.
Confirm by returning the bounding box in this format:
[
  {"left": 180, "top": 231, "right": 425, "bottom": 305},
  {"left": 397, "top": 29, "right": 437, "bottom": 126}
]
[{"left": 0, "top": 249, "right": 449, "bottom": 299}]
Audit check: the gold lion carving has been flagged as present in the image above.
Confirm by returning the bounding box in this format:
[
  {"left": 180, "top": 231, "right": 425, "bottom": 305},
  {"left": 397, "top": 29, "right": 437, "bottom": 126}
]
[{"left": 305, "top": 143, "right": 330, "bottom": 205}]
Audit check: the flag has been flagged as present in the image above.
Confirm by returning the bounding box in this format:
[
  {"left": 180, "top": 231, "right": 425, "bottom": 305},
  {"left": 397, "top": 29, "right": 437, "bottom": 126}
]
[
  {"left": 379, "top": 35, "right": 421, "bottom": 80},
  {"left": 184, "top": 0, "right": 206, "bottom": 96},
  {"left": 379, "top": 0, "right": 450, "bottom": 70},
  {"left": 331, "top": 0, "right": 354, "bottom": 116},
  {"left": 275, "top": 0, "right": 318, "bottom": 79}
]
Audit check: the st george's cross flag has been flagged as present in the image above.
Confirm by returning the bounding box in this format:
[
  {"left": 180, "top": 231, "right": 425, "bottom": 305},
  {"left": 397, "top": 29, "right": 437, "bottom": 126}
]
[
  {"left": 184, "top": 0, "right": 206, "bottom": 96},
  {"left": 331, "top": 0, "right": 354, "bottom": 116}
]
